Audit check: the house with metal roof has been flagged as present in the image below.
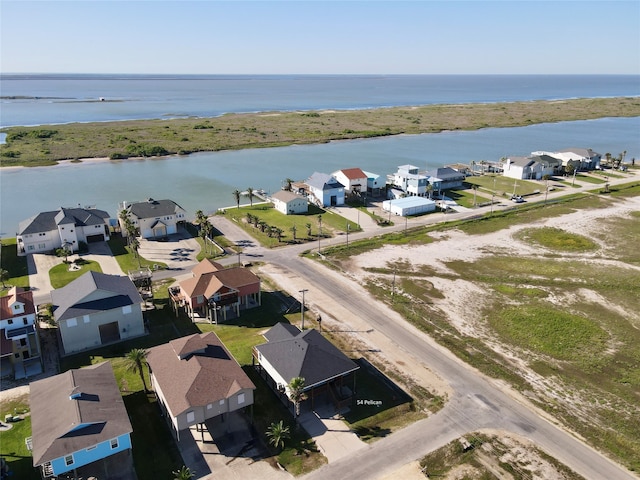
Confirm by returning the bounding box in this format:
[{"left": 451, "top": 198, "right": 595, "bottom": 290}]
[
  {"left": 271, "top": 190, "right": 309, "bottom": 215},
  {"left": 146, "top": 332, "right": 256, "bottom": 441},
  {"left": 16, "top": 207, "right": 111, "bottom": 256},
  {"left": 29, "top": 362, "right": 134, "bottom": 480},
  {"left": 305, "top": 172, "right": 345, "bottom": 207},
  {"left": 120, "top": 198, "right": 187, "bottom": 239},
  {"left": 50, "top": 271, "right": 145, "bottom": 355},
  {"left": 383, "top": 196, "right": 436, "bottom": 217},
  {"left": 424, "top": 167, "right": 465, "bottom": 190},
  {"left": 253, "top": 324, "right": 359, "bottom": 414},
  {"left": 0, "top": 287, "right": 42, "bottom": 379}
]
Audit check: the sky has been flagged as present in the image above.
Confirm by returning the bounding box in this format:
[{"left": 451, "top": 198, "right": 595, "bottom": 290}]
[{"left": 1, "top": 1, "right": 639, "bottom": 75}]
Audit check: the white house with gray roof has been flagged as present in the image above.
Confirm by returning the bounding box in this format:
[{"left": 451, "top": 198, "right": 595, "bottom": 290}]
[
  {"left": 305, "top": 172, "right": 345, "bottom": 207},
  {"left": 16, "top": 207, "right": 111, "bottom": 256},
  {"left": 120, "top": 198, "right": 187, "bottom": 239},
  {"left": 271, "top": 190, "right": 309, "bottom": 215},
  {"left": 51, "top": 271, "right": 144, "bottom": 355}
]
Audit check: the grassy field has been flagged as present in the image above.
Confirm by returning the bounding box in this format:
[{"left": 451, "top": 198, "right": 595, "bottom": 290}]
[
  {"left": 222, "top": 203, "right": 359, "bottom": 248},
  {"left": 1, "top": 97, "right": 639, "bottom": 167},
  {"left": 320, "top": 184, "right": 640, "bottom": 471}
]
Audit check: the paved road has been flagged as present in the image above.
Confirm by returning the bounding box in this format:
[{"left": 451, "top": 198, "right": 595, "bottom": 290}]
[{"left": 209, "top": 171, "right": 640, "bottom": 480}]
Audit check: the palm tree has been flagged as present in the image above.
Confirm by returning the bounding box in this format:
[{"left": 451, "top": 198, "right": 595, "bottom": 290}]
[
  {"left": 266, "top": 420, "right": 290, "bottom": 450},
  {"left": 232, "top": 189, "right": 241, "bottom": 209},
  {"left": 317, "top": 215, "right": 322, "bottom": 236},
  {"left": 125, "top": 348, "right": 149, "bottom": 392},
  {"left": 305, "top": 223, "right": 312, "bottom": 238},
  {"left": 426, "top": 183, "right": 433, "bottom": 199},
  {"left": 195, "top": 210, "right": 212, "bottom": 255},
  {"left": 246, "top": 187, "right": 254, "bottom": 206},
  {"left": 172, "top": 466, "right": 195, "bottom": 480},
  {"left": 288, "top": 376, "right": 308, "bottom": 417},
  {"left": 290, "top": 224, "right": 297, "bottom": 241},
  {"left": 0, "top": 269, "right": 9, "bottom": 289},
  {"left": 129, "top": 236, "right": 141, "bottom": 267},
  {"left": 283, "top": 178, "right": 294, "bottom": 192}
]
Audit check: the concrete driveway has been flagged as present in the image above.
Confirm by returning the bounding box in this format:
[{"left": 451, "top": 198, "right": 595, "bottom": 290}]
[
  {"left": 27, "top": 253, "right": 60, "bottom": 305},
  {"left": 137, "top": 228, "right": 200, "bottom": 271}
]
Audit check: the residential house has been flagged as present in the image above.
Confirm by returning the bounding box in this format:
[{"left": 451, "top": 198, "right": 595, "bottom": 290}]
[
  {"left": 0, "top": 287, "right": 42, "bottom": 379},
  {"left": 146, "top": 332, "right": 256, "bottom": 441},
  {"left": 424, "top": 167, "right": 465, "bottom": 190},
  {"left": 502, "top": 154, "right": 561, "bottom": 180},
  {"left": 388, "top": 165, "right": 430, "bottom": 197},
  {"left": 363, "top": 170, "right": 384, "bottom": 197},
  {"left": 271, "top": 190, "right": 308, "bottom": 215},
  {"left": 17, "top": 207, "right": 111, "bottom": 256},
  {"left": 305, "top": 172, "right": 345, "bottom": 207},
  {"left": 30, "top": 362, "right": 134, "bottom": 479},
  {"left": 120, "top": 198, "right": 187, "bottom": 239},
  {"left": 253, "top": 323, "right": 359, "bottom": 413},
  {"left": 539, "top": 148, "right": 601, "bottom": 171},
  {"left": 332, "top": 168, "right": 368, "bottom": 195},
  {"left": 175, "top": 258, "right": 261, "bottom": 323},
  {"left": 51, "top": 271, "right": 145, "bottom": 356},
  {"left": 383, "top": 196, "right": 436, "bottom": 217}
]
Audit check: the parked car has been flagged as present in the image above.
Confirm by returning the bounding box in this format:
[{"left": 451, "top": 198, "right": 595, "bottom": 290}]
[{"left": 511, "top": 195, "right": 525, "bottom": 203}]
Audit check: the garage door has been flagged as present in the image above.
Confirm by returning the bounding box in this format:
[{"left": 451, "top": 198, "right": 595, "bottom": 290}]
[
  {"left": 86, "top": 234, "right": 105, "bottom": 243},
  {"left": 99, "top": 322, "right": 120, "bottom": 345}
]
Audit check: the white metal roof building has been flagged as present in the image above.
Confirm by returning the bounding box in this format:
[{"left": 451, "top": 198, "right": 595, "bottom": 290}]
[{"left": 382, "top": 196, "right": 436, "bottom": 217}]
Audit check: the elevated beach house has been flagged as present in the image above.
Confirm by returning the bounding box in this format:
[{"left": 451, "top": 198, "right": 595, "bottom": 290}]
[
  {"left": 16, "top": 206, "right": 111, "bottom": 256},
  {"left": 29, "top": 362, "right": 134, "bottom": 480},
  {"left": 50, "top": 271, "right": 145, "bottom": 355},
  {"left": 388, "top": 165, "right": 430, "bottom": 197},
  {"left": 502, "top": 154, "right": 561, "bottom": 180},
  {"left": 253, "top": 323, "right": 359, "bottom": 414},
  {"left": 536, "top": 148, "right": 601, "bottom": 171},
  {"left": 0, "top": 287, "right": 42, "bottom": 379},
  {"left": 332, "top": 167, "right": 368, "bottom": 195},
  {"left": 119, "top": 198, "right": 187, "bottom": 239},
  {"left": 424, "top": 167, "right": 465, "bottom": 191},
  {"left": 146, "top": 332, "right": 256, "bottom": 441},
  {"left": 172, "top": 258, "right": 261, "bottom": 323},
  {"left": 305, "top": 172, "right": 345, "bottom": 207}
]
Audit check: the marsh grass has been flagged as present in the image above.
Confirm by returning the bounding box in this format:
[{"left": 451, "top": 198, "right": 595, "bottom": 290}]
[
  {"left": 2, "top": 97, "right": 639, "bottom": 167},
  {"left": 515, "top": 226, "right": 599, "bottom": 252}
]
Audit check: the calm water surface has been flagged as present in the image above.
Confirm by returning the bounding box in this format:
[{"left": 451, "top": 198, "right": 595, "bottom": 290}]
[{"left": 1, "top": 116, "right": 638, "bottom": 236}]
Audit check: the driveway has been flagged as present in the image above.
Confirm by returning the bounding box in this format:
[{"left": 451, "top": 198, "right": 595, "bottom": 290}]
[
  {"left": 27, "top": 253, "right": 60, "bottom": 305},
  {"left": 137, "top": 227, "right": 201, "bottom": 271}
]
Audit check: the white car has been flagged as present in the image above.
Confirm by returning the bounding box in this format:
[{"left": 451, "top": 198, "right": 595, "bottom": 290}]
[{"left": 511, "top": 195, "right": 525, "bottom": 203}]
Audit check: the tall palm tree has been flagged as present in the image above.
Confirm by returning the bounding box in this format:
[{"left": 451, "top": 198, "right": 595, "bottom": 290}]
[
  {"left": 290, "top": 224, "right": 297, "bottom": 241},
  {"left": 288, "top": 377, "right": 308, "bottom": 417},
  {"left": 129, "top": 236, "right": 141, "bottom": 267},
  {"left": 283, "top": 178, "right": 294, "bottom": 192},
  {"left": 305, "top": 223, "right": 312, "bottom": 238},
  {"left": 246, "top": 187, "right": 254, "bottom": 206},
  {"left": 233, "top": 189, "right": 241, "bottom": 209},
  {"left": 172, "top": 466, "right": 195, "bottom": 480},
  {"left": 125, "top": 348, "right": 149, "bottom": 392},
  {"left": 0, "top": 269, "right": 9, "bottom": 289},
  {"left": 195, "top": 210, "right": 212, "bottom": 255},
  {"left": 266, "top": 420, "right": 290, "bottom": 450}
]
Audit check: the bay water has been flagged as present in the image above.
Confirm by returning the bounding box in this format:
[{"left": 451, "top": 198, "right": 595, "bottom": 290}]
[{"left": 1, "top": 75, "right": 639, "bottom": 236}]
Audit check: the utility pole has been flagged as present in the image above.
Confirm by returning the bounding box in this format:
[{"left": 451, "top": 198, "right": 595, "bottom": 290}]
[
  {"left": 299, "top": 289, "right": 308, "bottom": 330},
  {"left": 346, "top": 223, "right": 350, "bottom": 246}
]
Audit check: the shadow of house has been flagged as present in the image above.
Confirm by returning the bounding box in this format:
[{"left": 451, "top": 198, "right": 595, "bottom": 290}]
[{"left": 252, "top": 323, "right": 359, "bottom": 415}]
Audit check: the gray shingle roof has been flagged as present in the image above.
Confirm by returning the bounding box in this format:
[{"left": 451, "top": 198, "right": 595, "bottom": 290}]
[
  {"left": 126, "top": 198, "right": 185, "bottom": 219},
  {"left": 51, "top": 271, "right": 142, "bottom": 322},
  {"left": 256, "top": 325, "right": 359, "bottom": 389},
  {"left": 30, "top": 362, "right": 132, "bottom": 467},
  {"left": 306, "top": 172, "right": 344, "bottom": 191},
  {"left": 18, "top": 207, "right": 110, "bottom": 235},
  {"left": 425, "top": 167, "right": 465, "bottom": 181}
]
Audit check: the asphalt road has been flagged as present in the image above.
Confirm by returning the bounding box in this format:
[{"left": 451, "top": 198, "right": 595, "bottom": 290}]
[{"left": 208, "top": 172, "right": 640, "bottom": 480}]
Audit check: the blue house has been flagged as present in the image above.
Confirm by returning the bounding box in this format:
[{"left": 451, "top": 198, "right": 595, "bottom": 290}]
[
  {"left": 305, "top": 172, "right": 345, "bottom": 207},
  {"left": 29, "top": 362, "right": 134, "bottom": 479}
]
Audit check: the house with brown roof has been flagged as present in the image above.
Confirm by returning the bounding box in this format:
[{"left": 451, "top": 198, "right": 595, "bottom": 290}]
[
  {"left": 174, "top": 258, "right": 261, "bottom": 323},
  {"left": 253, "top": 324, "right": 359, "bottom": 414},
  {"left": 0, "top": 287, "right": 42, "bottom": 379},
  {"left": 146, "top": 332, "right": 256, "bottom": 441},
  {"left": 29, "top": 362, "right": 134, "bottom": 479}
]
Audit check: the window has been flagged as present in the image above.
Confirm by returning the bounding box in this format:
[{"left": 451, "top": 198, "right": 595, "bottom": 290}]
[
  {"left": 7, "top": 319, "right": 13, "bottom": 325},
  {"left": 206, "top": 403, "right": 213, "bottom": 410},
  {"left": 20, "top": 339, "right": 26, "bottom": 346},
  {"left": 186, "top": 411, "right": 195, "bottom": 423},
  {"left": 38, "top": 243, "right": 46, "bottom": 249},
  {"left": 13, "top": 305, "right": 20, "bottom": 310},
  {"left": 65, "top": 455, "right": 74, "bottom": 466},
  {"left": 237, "top": 393, "right": 245, "bottom": 405},
  {"left": 27, "top": 245, "right": 35, "bottom": 251},
  {"left": 23, "top": 318, "right": 28, "bottom": 325},
  {"left": 122, "top": 305, "right": 132, "bottom": 315},
  {"left": 219, "top": 399, "right": 225, "bottom": 406},
  {"left": 67, "top": 318, "right": 77, "bottom": 327},
  {"left": 83, "top": 315, "right": 90, "bottom": 323},
  {"left": 110, "top": 438, "right": 119, "bottom": 449}
]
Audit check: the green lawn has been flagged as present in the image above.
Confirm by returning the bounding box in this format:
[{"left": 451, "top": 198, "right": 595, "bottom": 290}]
[
  {"left": 222, "top": 203, "right": 360, "bottom": 248},
  {"left": 0, "top": 237, "right": 29, "bottom": 295},
  {"left": 49, "top": 259, "right": 103, "bottom": 288},
  {"left": 515, "top": 226, "right": 599, "bottom": 252},
  {"left": 464, "top": 175, "right": 543, "bottom": 197},
  {"left": 107, "top": 237, "right": 167, "bottom": 272},
  {"left": 0, "top": 396, "right": 39, "bottom": 480}
]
